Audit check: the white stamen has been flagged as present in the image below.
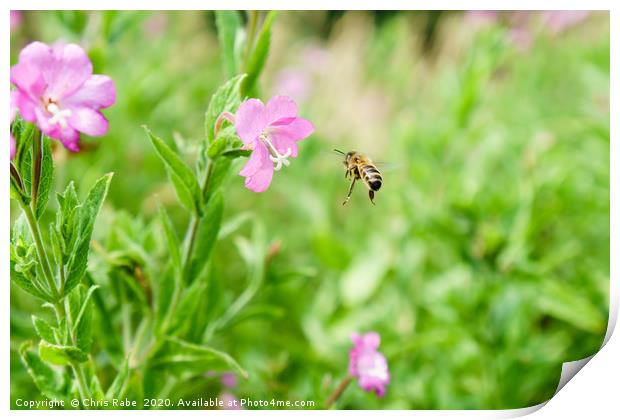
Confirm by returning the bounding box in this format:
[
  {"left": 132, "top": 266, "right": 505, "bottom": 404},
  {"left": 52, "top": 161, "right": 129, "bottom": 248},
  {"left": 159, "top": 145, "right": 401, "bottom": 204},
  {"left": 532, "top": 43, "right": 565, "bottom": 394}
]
[
  {"left": 46, "top": 102, "right": 72, "bottom": 129},
  {"left": 261, "top": 133, "right": 293, "bottom": 172}
]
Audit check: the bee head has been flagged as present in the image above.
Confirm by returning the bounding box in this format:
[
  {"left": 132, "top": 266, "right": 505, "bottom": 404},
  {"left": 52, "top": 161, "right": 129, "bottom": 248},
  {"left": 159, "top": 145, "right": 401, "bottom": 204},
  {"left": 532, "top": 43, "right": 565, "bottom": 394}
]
[{"left": 345, "top": 151, "right": 356, "bottom": 165}]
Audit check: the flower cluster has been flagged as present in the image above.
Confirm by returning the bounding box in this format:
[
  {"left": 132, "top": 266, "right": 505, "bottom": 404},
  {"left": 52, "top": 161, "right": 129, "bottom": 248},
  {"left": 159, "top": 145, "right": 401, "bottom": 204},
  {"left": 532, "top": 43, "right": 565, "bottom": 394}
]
[
  {"left": 233, "top": 95, "right": 314, "bottom": 192},
  {"left": 10, "top": 41, "right": 116, "bottom": 152},
  {"left": 348, "top": 332, "right": 390, "bottom": 397}
]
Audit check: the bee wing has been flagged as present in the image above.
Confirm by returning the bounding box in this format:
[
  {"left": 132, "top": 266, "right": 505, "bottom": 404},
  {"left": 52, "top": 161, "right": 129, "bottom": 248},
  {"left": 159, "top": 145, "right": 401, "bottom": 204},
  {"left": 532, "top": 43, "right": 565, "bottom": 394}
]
[{"left": 373, "top": 161, "right": 402, "bottom": 172}]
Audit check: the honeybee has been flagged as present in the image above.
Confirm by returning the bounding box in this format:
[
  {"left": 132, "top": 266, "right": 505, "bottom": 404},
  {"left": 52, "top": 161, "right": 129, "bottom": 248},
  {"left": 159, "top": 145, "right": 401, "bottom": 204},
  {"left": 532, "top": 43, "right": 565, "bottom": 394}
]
[{"left": 334, "top": 149, "right": 383, "bottom": 205}]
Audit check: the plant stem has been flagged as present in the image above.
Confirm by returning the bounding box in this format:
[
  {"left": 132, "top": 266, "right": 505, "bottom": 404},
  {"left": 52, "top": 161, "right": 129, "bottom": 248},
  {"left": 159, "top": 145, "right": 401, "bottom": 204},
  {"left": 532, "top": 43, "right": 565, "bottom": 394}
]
[
  {"left": 54, "top": 302, "right": 91, "bottom": 404},
  {"left": 325, "top": 375, "right": 353, "bottom": 409},
  {"left": 19, "top": 201, "right": 58, "bottom": 299}
]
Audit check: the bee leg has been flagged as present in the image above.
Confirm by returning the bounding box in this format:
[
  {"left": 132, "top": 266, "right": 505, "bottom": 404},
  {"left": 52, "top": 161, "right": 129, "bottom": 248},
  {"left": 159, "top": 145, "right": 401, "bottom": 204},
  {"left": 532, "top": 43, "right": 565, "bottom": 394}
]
[
  {"left": 342, "top": 178, "right": 356, "bottom": 206},
  {"left": 368, "top": 190, "right": 376, "bottom": 205}
]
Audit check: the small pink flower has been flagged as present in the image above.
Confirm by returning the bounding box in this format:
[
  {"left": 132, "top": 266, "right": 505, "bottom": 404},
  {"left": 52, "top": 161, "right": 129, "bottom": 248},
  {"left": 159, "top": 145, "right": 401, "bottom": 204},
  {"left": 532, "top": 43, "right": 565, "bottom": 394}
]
[
  {"left": 234, "top": 95, "right": 314, "bottom": 192},
  {"left": 220, "top": 391, "right": 243, "bottom": 410},
  {"left": 220, "top": 372, "right": 238, "bottom": 388},
  {"left": 348, "top": 332, "right": 390, "bottom": 397},
  {"left": 10, "top": 41, "right": 116, "bottom": 152}
]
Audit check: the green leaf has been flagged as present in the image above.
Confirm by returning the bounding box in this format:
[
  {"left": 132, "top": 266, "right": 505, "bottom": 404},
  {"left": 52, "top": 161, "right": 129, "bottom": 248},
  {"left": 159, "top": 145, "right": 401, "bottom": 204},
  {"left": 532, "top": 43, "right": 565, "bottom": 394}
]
[
  {"left": 16, "top": 124, "right": 36, "bottom": 199},
  {"left": 32, "top": 316, "right": 57, "bottom": 343},
  {"left": 188, "top": 192, "right": 224, "bottom": 280},
  {"left": 158, "top": 336, "right": 248, "bottom": 379},
  {"left": 155, "top": 266, "right": 179, "bottom": 332},
  {"left": 144, "top": 126, "right": 201, "bottom": 214},
  {"left": 63, "top": 174, "right": 113, "bottom": 297},
  {"left": 105, "top": 358, "right": 129, "bottom": 400},
  {"left": 39, "top": 341, "right": 88, "bottom": 365},
  {"left": 19, "top": 341, "right": 64, "bottom": 399},
  {"left": 158, "top": 206, "right": 181, "bottom": 270},
  {"left": 241, "top": 11, "right": 277, "bottom": 96},
  {"left": 168, "top": 280, "right": 206, "bottom": 334},
  {"left": 205, "top": 158, "right": 232, "bottom": 203},
  {"left": 207, "top": 136, "right": 228, "bottom": 159},
  {"left": 215, "top": 11, "right": 242, "bottom": 78},
  {"left": 34, "top": 137, "right": 54, "bottom": 219},
  {"left": 73, "top": 285, "right": 99, "bottom": 353},
  {"left": 221, "top": 148, "right": 251, "bottom": 159},
  {"left": 90, "top": 374, "right": 105, "bottom": 400},
  {"left": 537, "top": 281, "right": 607, "bottom": 334},
  {"left": 204, "top": 74, "right": 246, "bottom": 144},
  {"left": 10, "top": 260, "right": 51, "bottom": 301}
]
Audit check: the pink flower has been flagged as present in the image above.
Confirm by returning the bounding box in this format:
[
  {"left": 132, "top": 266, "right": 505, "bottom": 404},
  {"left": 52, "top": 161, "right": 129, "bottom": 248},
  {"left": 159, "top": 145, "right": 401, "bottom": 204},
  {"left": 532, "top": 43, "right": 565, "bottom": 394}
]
[
  {"left": 10, "top": 92, "right": 17, "bottom": 160},
  {"left": 234, "top": 95, "right": 314, "bottom": 192},
  {"left": 348, "top": 332, "right": 390, "bottom": 397},
  {"left": 10, "top": 41, "right": 116, "bottom": 152}
]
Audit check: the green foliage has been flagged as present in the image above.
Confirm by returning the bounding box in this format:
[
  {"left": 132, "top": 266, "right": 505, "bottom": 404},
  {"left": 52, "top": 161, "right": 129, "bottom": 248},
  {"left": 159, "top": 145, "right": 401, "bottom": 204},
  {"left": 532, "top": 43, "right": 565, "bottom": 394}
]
[
  {"left": 63, "top": 174, "right": 113, "bottom": 297},
  {"left": 241, "top": 11, "right": 277, "bottom": 96},
  {"left": 187, "top": 192, "right": 224, "bottom": 280},
  {"left": 10, "top": 11, "right": 609, "bottom": 411},
  {"left": 39, "top": 341, "right": 87, "bottom": 365},
  {"left": 145, "top": 127, "right": 202, "bottom": 215},
  {"left": 215, "top": 11, "right": 243, "bottom": 78},
  {"left": 204, "top": 74, "right": 246, "bottom": 144},
  {"left": 19, "top": 342, "right": 64, "bottom": 399}
]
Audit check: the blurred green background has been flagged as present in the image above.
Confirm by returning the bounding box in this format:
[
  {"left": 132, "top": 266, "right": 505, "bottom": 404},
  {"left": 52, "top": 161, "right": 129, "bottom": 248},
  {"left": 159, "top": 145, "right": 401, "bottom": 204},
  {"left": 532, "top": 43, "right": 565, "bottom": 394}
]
[{"left": 10, "top": 10, "right": 609, "bottom": 409}]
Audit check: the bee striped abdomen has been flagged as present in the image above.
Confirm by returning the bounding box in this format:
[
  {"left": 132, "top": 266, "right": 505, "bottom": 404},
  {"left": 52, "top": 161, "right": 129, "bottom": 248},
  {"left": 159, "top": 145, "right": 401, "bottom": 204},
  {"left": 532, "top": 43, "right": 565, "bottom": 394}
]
[{"left": 361, "top": 164, "right": 382, "bottom": 191}]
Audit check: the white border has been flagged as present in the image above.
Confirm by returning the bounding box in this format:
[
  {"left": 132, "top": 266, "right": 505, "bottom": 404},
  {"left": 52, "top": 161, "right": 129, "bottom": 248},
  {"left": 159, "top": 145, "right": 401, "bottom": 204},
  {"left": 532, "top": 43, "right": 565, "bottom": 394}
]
[{"left": 3, "top": 2, "right": 618, "bottom": 419}]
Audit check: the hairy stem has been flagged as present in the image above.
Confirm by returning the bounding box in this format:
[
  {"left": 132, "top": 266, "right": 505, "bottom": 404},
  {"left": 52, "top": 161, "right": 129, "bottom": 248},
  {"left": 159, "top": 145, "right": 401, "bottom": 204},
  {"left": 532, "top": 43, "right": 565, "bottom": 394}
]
[
  {"left": 325, "top": 375, "right": 353, "bottom": 409},
  {"left": 19, "top": 201, "right": 58, "bottom": 299},
  {"left": 54, "top": 302, "right": 91, "bottom": 404}
]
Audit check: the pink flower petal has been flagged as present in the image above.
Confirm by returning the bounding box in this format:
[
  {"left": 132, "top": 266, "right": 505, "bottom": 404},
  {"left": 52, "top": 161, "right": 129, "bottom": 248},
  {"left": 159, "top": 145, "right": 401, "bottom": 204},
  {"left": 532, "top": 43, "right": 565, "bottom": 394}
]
[
  {"left": 68, "top": 107, "right": 109, "bottom": 136},
  {"left": 64, "top": 75, "right": 116, "bottom": 109},
  {"left": 270, "top": 117, "right": 314, "bottom": 140},
  {"left": 265, "top": 95, "right": 298, "bottom": 125},
  {"left": 239, "top": 142, "right": 274, "bottom": 193},
  {"left": 235, "top": 99, "right": 266, "bottom": 145},
  {"left": 14, "top": 91, "right": 39, "bottom": 122},
  {"left": 10, "top": 62, "right": 47, "bottom": 105},
  {"left": 362, "top": 332, "right": 381, "bottom": 349},
  {"left": 34, "top": 107, "right": 80, "bottom": 151},
  {"left": 20, "top": 42, "right": 93, "bottom": 100}
]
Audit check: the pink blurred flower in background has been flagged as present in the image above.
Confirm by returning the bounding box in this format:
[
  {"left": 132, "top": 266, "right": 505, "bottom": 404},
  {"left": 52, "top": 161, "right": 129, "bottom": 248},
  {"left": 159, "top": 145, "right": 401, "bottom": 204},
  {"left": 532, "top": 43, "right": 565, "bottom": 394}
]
[
  {"left": 541, "top": 11, "right": 589, "bottom": 34},
  {"left": 220, "top": 372, "right": 238, "bottom": 388},
  {"left": 348, "top": 332, "right": 390, "bottom": 397},
  {"left": 10, "top": 11, "right": 22, "bottom": 32},
  {"left": 234, "top": 95, "right": 314, "bottom": 192},
  {"left": 220, "top": 391, "right": 243, "bottom": 410},
  {"left": 464, "top": 10, "right": 590, "bottom": 52},
  {"left": 273, "top": 70, "right": 312, "bottom": 103},
  {"left": 10, "top": 41, "right": 116, "bottom": 151},
  {"left": 143, "top": 11, "right": 168, "bottom": 38}
]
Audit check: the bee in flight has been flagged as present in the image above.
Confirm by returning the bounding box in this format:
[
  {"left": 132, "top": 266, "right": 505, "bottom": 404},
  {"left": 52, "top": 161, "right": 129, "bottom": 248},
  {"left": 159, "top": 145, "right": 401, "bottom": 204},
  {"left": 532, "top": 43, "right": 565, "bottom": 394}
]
[{"left": 334, "top": 149, "right": 383, "bottom": 205}]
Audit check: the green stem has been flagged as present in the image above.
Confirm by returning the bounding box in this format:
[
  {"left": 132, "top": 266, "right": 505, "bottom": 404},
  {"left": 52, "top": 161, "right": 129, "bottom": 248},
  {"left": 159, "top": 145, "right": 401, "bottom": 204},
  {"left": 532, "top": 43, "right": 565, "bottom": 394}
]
[
  {"left": 19, "top": 201, "right": 58, "bottom": 299},
  {"left": 53, "top": 302, "right": 91, "bottom": 404}
]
